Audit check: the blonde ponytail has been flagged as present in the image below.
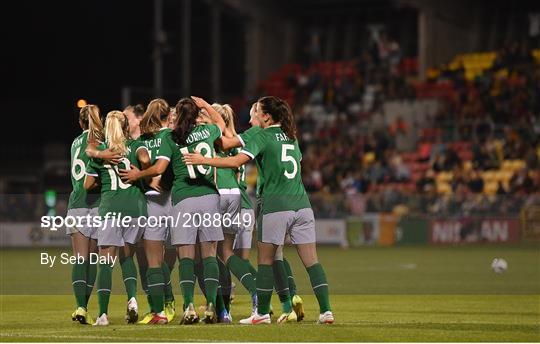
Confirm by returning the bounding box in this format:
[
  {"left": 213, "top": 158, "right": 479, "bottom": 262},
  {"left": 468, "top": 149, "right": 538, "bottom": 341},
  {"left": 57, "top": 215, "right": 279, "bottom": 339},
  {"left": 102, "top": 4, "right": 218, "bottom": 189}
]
[
  {"left": 80, "top": 104, "right": 104, "bottom": 142},
  {"left": 105, "top": 110, "right": 129, "bottom": 155},
  {"left": 211, "top": 103, "right": 237, "bottom": 136},
  {"left": 140, "top": 98, "right": 169, "bottom": 135}
]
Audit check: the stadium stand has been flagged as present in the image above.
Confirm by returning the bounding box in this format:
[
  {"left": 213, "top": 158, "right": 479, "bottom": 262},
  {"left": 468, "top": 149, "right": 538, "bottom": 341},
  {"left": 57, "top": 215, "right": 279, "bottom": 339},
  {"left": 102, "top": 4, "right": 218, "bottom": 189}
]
[{"left": 236, "top": 42, "right": 540, "bottom": 218}]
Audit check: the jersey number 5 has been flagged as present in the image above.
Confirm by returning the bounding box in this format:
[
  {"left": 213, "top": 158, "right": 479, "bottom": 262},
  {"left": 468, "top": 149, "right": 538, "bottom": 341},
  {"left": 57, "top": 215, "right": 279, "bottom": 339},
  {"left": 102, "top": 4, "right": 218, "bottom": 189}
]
[{"left": 281, "top": 144, "right": 298, "bottom": 179}]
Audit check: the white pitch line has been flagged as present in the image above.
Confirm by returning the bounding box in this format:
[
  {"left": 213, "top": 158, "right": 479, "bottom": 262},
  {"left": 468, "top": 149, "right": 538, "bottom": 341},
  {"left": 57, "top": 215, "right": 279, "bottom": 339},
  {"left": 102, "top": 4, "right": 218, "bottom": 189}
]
[{"left": 0, "top": 333, "right": 228, "bottom": 342}]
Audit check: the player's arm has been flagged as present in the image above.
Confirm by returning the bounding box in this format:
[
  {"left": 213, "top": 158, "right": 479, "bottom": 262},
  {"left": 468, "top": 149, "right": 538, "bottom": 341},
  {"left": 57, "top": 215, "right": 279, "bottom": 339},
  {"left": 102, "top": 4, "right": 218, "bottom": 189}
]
[
  {"left": 86, "top": 142, "right": 122, "bottom": 164},
  {"left": 83, "top": 174, "right": 98, "bottom": 190},
  {"left": 223, "top": 127, "right": 234, "bottom": 139},
  {"left": 183, "top": 151, "right": 250, "bottom": 169},
  {"left": 149, "top": 175, "right": 163, "bottom": 193},
  {"left": 135, "top": 146, "right": 154, "bottom": 186},
  {"left": 217, "top": 126, "right": 258, "bottom": 150},
  {"left": 136, "top": 147, "right": 151, "bottom": 170},
  {"left": 119, "top": 158, "right": 169, "bottom": 183},
  {"left": 216, "top": 136, "right": 243, "bottom": 150},
  {"left": 191, "top": 96, "right": 226, "bottom": 133}
]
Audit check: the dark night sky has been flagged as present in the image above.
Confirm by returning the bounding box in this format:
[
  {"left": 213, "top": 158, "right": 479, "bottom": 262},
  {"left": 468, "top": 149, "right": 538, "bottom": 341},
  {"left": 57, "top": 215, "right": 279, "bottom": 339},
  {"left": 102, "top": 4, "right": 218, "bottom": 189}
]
[{"left": 3, "top": 1, "right": 156, "bottom": 144}]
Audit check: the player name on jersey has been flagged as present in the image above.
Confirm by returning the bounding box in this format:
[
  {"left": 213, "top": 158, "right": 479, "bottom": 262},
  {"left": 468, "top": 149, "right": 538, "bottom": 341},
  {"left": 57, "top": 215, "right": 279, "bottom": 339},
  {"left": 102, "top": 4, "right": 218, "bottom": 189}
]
[
  {"left": 145, "top": 137, "right": 162, "bottom": 149},
  {"left": 186, "top": 128, "right": 211, "bottom": 144}
]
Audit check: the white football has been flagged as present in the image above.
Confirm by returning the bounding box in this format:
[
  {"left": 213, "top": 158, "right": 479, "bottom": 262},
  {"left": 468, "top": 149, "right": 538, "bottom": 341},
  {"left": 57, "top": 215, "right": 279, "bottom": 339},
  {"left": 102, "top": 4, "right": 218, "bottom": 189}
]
[{"left": 491, "top": 258, "right": 508, "bottom": 273}]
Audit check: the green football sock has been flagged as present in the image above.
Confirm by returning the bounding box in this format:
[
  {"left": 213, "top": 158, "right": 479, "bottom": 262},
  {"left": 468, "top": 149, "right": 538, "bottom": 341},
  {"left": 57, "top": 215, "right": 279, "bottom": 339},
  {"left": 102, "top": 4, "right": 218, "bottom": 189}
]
[
  {"left": 194, "top": 260, "right": 206, "bottom": 295},
  {"left": 216, "top": 288, "right": 226, "bottom": 316},
  {"left": 72, "top": 261, "right": 87, "bottom": 308},
  {"left": 203, "top": 257, "right": 219, "bottom": 306},
  {"left": 245, "top": 258, "right": 257, "bottom": 281},
  {"left": 307, "top": 263, "right": 331, "bottom": 313},
  {"left": 162, "top": 262, "right": 174, "bottom": 303},
  {"left": 147, "top": 267, "right": 165, "bottom": 313},
  {"left": 136, "top": 255, "right": 152, "bottom": 311},
  {"left": 120, "top": 256, "right": 138, "bottom": 300},
  {"left": 256, "top": 264, "right": 274, "bottom": 315},
  {"left": 227, "top": 255, "right": 256, "bottom": 296},
  {"left": 97, "top": 262, "right": 113, "bottom": 315},
  {"left": 217, "top": 258, "right": 231, "bottom": 311},
  {"left": 273, "top": 259, "right": 292, "bottom": 313},
  {"left": 283, "top": 258, "right": 297, "bottom": 297},
  {"left": 179, "top": 258, "right": 195, "bottom": 308},
  {"left": 85, "top": 260, "right": 97, "bottom": 305}
]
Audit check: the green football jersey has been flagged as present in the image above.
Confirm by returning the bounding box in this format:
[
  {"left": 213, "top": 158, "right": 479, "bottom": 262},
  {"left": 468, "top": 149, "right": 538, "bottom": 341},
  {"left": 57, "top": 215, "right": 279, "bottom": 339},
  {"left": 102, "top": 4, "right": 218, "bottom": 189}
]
[
  {"left": 86, "top": 140, "right": 148, "bottom": 217},
  {"left": 156, "top": 124, "right": 221, "bottom": 205},
  {"left": 241, "top": 124, "right": 311, "bottom": 215},
  {"left": 140, "top": 127, "right": 174, "bottom": 192},
  {"left": 235, "top": 147, "right": 252, "bottom": 209},
  {"left": 238, "top": 126, "right": 264, "bottom": 202},
  {"left": 68, "top": 131, "right": 100, "bottom": 209},
  {"left": 216, "top": 149, "right": 240, "bottom": 190}
]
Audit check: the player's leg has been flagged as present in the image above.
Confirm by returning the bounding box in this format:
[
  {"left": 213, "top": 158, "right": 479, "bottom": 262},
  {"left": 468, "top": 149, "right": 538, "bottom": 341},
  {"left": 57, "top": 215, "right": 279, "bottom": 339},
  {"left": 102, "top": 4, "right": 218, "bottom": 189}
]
[
  {"left": 235, "top": 247, "right": 257, "bottom": 277},
  {"left": 119, "top": 244, "right": 139, "bottom": 323},
  {"left": 282, "top": 257, "right": 297, "bottom": 297},
  {"left": 140, "top": 196, "right": 170, "bottom": 324},
  {"left": 163, "top": 247, "right": 177, "bottom": 320},
  {"left": 199, "top": 240, "right": 219, "bottom": 324},
  {"left": 170, "top": 198, "right": 199, "bottom": 324},
  {"left": 221, "top": 197, "right": 257, "bottom": 313},
  {"left": 240, "top": 211, "right": 291, "bottom": 324},
  {"left": 86, "top": 237, "right": 98, "bottom": 305},
  {"left": 193, "top": 244, "right": 206, "bottom": 295},
  {"left": 94, "top": 245, "right": 117, "bottom": 326},
  {"left": 177, "top": 244, "right": 198, "bottom": 324},
  {"left": 273, "top": 246, "right": 295, "bottom": 323},
  {"left": 67, "top": 207, "right": 97, "bottom": 324},
  {"left": 164, "top": 247, "right": 177, "bottom": 302},
  {"left": 216, "top": 256, "right": 232, "bottom": 322},
  {"left": 85, "top": 208, "right": 100, "bottom": 307},
  {"left": 70, "top": 231, "right": 90, "bottom": 323},
  {"left": 295, "top": 242, "right": 332, "bottom": 323},
  {"left": 239, "top": 241, "right": 276, "bottom": 324},
  {"left": 282, "top": 256, "right": 304, "bottom": 321},
  {"left": 144, "top": 239, "right": 167, "bottom": 324},
  {"left": 198, "top": 194, "right": 225, "bottom": 324},
  {"left": 234, "top": 208, "right": 257, "bottom": 291},
  {"left": 94, "top": 214, "right": 129, "bottom": 326},
  {"left": 135, "top": 244, "right": 151, "bottom": 314},
  {"left": 120, "top": 217, "right": 146, "bottom": 324},
  {"left": 291, "top": 208, "right": 333, "bottom": 324},
  {"left": 222, "top": 234, "right": 257, "bottom": 309},
  {"left": 214, "top": 243, "right": 230, "bottom": 321}
]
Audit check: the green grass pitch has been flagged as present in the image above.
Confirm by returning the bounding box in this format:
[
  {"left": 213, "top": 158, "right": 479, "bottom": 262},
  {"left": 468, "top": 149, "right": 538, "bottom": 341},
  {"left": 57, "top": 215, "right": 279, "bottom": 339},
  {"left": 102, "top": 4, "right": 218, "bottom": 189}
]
[{"left": 1, "top": 245, "right": 539, "bottom": 342}]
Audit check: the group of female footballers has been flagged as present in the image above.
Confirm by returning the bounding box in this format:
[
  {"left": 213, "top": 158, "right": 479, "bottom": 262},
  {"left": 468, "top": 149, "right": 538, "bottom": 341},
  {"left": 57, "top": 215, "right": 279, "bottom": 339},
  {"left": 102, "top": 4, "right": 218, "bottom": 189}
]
[{"left": 66, "top": 95, "right": 334, "bottom": 326}]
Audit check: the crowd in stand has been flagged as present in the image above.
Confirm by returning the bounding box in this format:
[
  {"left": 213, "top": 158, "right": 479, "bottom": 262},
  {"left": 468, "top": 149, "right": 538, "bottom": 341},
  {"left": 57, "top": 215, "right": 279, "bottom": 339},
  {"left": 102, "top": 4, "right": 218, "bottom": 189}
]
[
  {"left": 3, "top": 42, "right": 539, "bottom": 221},
  {"left": 239, "top": 41, "right": 540, "bottom": 218}
]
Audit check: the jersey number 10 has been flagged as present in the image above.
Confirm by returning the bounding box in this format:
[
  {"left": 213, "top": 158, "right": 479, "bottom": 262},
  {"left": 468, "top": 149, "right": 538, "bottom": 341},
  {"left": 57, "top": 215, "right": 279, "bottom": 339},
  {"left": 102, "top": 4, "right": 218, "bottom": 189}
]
[
  {"left": 180, "top": 142, "right": 213, "bottom": 179},
  {"left": 104, "top": 158, "right": 132, "bottom": 191}
]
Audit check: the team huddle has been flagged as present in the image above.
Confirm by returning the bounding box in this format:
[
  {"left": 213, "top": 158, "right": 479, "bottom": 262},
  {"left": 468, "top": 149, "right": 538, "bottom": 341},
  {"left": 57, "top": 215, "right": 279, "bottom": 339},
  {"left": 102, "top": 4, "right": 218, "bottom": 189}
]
[{"left": 66, "top": 95, "right": 334, "bottom": 326}]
